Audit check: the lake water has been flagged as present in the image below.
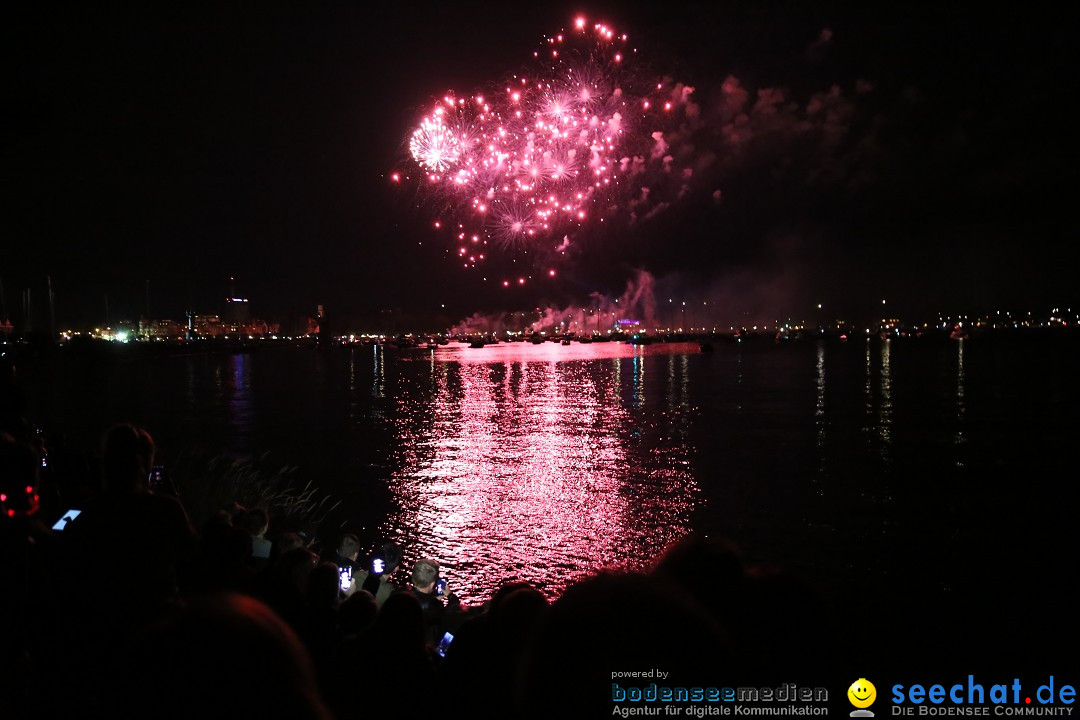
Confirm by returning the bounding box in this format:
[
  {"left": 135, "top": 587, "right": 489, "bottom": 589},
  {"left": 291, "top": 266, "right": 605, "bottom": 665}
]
[{"left": 24, "top": 333, "right": 1078, "bottom": 659}]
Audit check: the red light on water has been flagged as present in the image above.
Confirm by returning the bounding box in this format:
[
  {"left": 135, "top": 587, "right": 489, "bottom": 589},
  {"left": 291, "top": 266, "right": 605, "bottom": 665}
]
[{"left": 380, "top": 345, "right": 699, "bottom": 604}]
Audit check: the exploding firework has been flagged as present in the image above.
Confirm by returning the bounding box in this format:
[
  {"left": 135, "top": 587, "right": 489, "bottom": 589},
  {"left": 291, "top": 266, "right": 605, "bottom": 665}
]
[
  {"left": 408, "top": 116, "right": 461, "bottom": 173},
  {"left": 399, "top": 17, "right": 694, "bottom": 285}
]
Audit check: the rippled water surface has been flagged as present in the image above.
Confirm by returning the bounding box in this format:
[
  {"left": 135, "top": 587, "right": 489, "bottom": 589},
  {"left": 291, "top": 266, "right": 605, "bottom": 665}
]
[
  {"left": 31, "top": 335, "right": 1079, "bottom": 633},
  {"left": 379, "top": 343, "right": 701, "bottom": 599}
]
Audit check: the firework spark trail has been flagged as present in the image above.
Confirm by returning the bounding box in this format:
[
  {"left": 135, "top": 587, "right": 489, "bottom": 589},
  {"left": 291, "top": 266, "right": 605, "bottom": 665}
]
[{"left": 399, "top": 17, "right": 696, "bottom": 285}]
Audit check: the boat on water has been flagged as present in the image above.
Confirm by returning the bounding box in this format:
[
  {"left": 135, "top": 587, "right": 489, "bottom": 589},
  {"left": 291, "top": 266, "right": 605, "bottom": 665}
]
[
  {"left": 949, "top": 325, "right": 970, "bottom": 340},
  {"left": 468, "top": 340, "right": 485, "bottom": 348}
]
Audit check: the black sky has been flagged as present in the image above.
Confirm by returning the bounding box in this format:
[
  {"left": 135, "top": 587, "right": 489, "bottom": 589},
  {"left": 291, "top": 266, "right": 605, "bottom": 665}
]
[{"left": 4, "top": 3, "right": 1076, "bottom": 330}]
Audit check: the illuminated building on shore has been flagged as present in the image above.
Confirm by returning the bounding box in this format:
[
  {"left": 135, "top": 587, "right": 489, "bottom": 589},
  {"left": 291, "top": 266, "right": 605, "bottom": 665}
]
[
  {"left": 225, "top": 296, "right": 250, "bottom": 327},
  {"left": 139, "top": 318, "right": 184, "bottom": 339},
  {"left": 194, "top": 315, "right": 224, "bottom": 336}
]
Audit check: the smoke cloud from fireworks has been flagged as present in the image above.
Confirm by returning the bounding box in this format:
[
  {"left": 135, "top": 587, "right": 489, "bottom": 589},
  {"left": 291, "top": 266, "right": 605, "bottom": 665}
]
[
  {"left": 399, "top": 17, "right": 874, "bottom": 287},
  {"left": 451, "top": 269, "right": 658, "bottom": 335},
  {"left": 398, "top": 15, "right": 881, "bottom": 329},
  {"left": 450, "top": 260, "right": 807, "bottom": 337}
]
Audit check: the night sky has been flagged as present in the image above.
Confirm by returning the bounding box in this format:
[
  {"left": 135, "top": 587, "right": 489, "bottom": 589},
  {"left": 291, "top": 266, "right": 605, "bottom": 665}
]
[{"left": 4, "top": 3, "right": 1076, "bottom": 330}]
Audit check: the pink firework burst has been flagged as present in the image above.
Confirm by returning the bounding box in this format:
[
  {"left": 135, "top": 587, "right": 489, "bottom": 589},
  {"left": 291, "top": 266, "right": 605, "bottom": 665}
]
[{"left": 401, "top": 16, "right": 691, "bottom": 284}]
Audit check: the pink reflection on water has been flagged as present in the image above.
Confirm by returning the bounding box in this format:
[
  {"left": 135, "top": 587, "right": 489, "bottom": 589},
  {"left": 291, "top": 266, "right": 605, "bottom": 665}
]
[{"left": 381, "top": 342, "right": 702, "bottom": 604}]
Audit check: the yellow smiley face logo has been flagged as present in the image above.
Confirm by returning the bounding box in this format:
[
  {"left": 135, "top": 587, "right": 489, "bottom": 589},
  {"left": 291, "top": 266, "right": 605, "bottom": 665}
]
[{"left": 848, "top": 679, "right": 877, "bottom": 708}]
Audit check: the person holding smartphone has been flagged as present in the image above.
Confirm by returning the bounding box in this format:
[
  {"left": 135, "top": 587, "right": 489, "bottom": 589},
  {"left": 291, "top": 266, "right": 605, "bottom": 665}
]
[
  {"left": 408, "top": 557, "right": 460, "bottom": 646},
  {"left": 351, "top": 542, "right": 402, "bottom": 607}
]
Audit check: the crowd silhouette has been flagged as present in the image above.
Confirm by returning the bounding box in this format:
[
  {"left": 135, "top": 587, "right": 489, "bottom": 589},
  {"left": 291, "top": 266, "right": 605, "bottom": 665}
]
[{"left": 1, "top": 403, "right": 834, "bottom": 718}]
